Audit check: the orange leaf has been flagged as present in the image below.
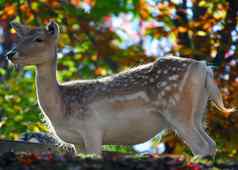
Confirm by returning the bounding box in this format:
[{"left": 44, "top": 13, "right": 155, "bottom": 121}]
[
  {"left": 137, "top": 0, "right": 150, "bottom": 19},
  {"left": 177, "top": 26, "right": 187, "bottom": 33},
  {"left": 4, "top": 4, "right": 16, "bottom": 17},
  {"left": 20, "top": 4, "right": 28, "bottom": 12},
  {"left": 95, "top": 67, "right": 107, "bottom": 76},
  {"left": 84, "top": 0, "right": 95, "bottom": 6},
  {"left": 70, "top": 0, "right": 80, "bottom": 6}
]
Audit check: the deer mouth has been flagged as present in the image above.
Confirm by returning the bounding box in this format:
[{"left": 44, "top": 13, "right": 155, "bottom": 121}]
[
  {"left": 6, "top": 48, "right": 17, "bottom": 61},
  {"left": 5, "top": 49, "right": 23, "bottom": 65}
]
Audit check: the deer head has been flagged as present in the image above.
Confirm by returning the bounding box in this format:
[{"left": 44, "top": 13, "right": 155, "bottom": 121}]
[{"left": 7, "top": 21, "right": 59, "bottom": 66}]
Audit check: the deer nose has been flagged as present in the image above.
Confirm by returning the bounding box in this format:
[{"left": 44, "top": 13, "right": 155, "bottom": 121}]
[{"left": 5, "top": 48, "right": 16, "bottom": 60}]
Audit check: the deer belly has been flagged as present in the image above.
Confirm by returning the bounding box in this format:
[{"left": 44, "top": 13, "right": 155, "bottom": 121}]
[
  {"left": 91, "top": 92, "right": 167, "bottom": 145},
  {"left": 103, "top": 110, "right": 166, "bottom": 145},
  {"left": 54, "top": 124, "right": 84, "bottom": 145}
]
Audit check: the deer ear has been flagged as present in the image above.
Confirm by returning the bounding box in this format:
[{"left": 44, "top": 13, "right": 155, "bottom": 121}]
[
  {"left": 10, "top": 22, "right": 29, "bottom": 37},
  {"left": 46, "top": 20, "right": 59, "bottom": 38}
]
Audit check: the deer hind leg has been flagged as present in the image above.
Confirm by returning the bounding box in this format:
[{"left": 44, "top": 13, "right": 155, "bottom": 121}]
[
  {"left": 165, "top": 115, "right": 213, "bottom": 156},
  {"left": 163, "top": 95, "right": 214, "bottom": 156},
  {"left": 190, "top": 64, "right": 216, "bottom": 156},
  {"left": 193, "top": 87, "right": 216, "bottom": 156},
  {"left": 194, "top": 124, "right": 216, "bottom": 156},
  {"left": 164, "top": 62, "right": 215, "bottom": 156}
]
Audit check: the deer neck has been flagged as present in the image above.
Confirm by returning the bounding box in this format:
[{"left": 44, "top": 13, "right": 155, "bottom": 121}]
[{"left": 36, "top": 60, "right": 65, "bottom": 120}]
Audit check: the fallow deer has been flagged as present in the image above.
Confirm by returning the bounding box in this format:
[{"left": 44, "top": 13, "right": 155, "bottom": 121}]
[{"left": 6, "top": 21, "right": 234, "bottom": 156}]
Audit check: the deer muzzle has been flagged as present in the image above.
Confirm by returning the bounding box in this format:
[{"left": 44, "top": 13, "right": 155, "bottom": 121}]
[{"left": 6, "top": 48, "right": 17, "bottom": 61}]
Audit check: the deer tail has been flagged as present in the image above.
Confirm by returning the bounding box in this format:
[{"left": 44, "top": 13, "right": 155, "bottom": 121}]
[{"left": 205, "top": 65, "right": 235, "bottom": 113}]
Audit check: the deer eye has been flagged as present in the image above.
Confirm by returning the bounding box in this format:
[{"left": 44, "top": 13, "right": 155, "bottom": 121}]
[{"left": 34, "top": 38, "right": 43, "bottom": 43}]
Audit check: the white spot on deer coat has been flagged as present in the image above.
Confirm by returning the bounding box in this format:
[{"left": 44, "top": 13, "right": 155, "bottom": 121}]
[
  {"left": 161, "top": 81, "right": 167, "bottom": 87},
  {"left": 109, "top": 91, "right": 150, "bottom": 103},
  {"left": 174, "top": 94, "right": 180, "bottom": 101},
  {"left": 165, "top": 86, "right": 171, "bottom": 91},
  {"left": 173, "top": 84, "right": 178, "bottom": 88},
  {"left": 156, "top": 82, "right": 160, "bottom": 88},
  {"left": 169, "top": 98, "right": 176, "bottom": 106},
  {"left": 169, "top": 75, "right": 179, "bottom": 81},
  {"left": 160, "top": 91, "right": 165, "bottom": 97},
  {"left": 149, "top": 78, "right": 155, "bottom": 83}
]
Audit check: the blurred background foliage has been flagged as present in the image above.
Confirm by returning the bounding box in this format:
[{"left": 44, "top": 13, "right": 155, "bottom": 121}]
[{"left": 0, "top": 0, "right": 237, "bottom": 158}]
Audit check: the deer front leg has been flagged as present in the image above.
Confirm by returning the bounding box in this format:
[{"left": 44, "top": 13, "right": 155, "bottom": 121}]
[{"left": 82, "top": 128, "right": 103, "bottom": 156}]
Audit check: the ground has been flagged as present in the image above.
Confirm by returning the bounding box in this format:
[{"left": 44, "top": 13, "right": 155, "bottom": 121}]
[{"left": 0, "top": 151, "right": 238, "bottom": 170}]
